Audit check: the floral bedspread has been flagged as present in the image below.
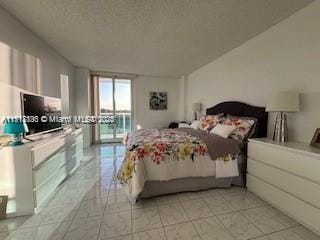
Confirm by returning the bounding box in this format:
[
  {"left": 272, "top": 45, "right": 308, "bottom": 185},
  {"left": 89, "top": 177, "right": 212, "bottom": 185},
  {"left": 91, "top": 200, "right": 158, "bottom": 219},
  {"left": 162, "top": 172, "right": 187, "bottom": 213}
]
[{"left": 117, "top": 129, "right": 238, "bottom": 202}]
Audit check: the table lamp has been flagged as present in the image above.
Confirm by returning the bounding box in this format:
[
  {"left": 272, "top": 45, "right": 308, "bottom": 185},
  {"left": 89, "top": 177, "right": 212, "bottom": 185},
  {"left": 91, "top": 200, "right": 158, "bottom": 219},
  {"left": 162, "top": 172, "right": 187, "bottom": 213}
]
[
  {"left": 266, "top": 92, "right": 299, "bottom": 142},
  {"left": 192, "top": 103, "right": 201, "bottom": 121},
  {"left": 3, "top": 119, "right": 28, "bottom": 146}
]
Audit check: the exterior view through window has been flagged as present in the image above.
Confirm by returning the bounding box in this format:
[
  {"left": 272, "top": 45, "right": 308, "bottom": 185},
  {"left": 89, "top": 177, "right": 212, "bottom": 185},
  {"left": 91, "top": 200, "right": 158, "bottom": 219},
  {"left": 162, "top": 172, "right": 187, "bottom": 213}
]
[{"left": 99, "top": 77, "right": 131, "bottom": 142}]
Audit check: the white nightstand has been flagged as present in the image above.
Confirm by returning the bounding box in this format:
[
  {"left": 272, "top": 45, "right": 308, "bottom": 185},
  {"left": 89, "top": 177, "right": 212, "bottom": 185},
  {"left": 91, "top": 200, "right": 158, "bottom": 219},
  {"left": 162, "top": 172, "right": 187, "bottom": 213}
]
[{"left": 247, "top": 138, "right": 320, "bottom": 235}]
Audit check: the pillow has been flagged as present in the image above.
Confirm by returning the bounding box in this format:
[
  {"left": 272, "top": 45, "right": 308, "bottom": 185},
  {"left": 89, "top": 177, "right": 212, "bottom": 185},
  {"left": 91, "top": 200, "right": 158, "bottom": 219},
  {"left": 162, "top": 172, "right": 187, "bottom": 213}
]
[
  {"left": 190, "top": 120, "right": 200, "bottom": 130},
  {"left": 210, "top": 124, "right": 237, "bottom": 138},
  {"left": 223, "top": 116, "right": 256, "bottom": 141},
  {"left": 178, "top": 123, "right": 192, "bottom": 128},
  {"left": 199, "top": 114, "right": 222, "bottom": 131},
  {"left": 226, "top": 115, "right": 258, "bottom": 139}
]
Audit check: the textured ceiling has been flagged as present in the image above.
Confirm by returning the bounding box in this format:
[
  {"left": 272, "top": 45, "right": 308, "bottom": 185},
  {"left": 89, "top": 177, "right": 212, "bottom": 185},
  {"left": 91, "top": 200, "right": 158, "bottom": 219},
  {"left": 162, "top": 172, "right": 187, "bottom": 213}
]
[{"left": 0, "top": 0, "right": 313, "bottom": 77}]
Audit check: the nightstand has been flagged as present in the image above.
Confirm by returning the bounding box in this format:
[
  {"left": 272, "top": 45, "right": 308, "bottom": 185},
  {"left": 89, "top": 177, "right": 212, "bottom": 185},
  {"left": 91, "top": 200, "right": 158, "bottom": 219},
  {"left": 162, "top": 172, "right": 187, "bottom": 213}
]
[
  {"left": 168, "top": 121, "right": 191, "bottom": 129},
  {"left": 247, "top": 138, "right": 320, "bottom": 235}
]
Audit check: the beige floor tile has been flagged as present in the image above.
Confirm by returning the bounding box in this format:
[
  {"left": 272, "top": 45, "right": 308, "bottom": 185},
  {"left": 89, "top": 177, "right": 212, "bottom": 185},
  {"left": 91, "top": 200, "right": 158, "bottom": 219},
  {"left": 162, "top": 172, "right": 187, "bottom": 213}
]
[
  {"left": 64, "top": 216, "right": 101, "bottom": 240},
  {"left": 104, "top": 234, "right": 132, "bottom": 240},
  {"left": 158, "top": 203, "right": 189, "bottom": 226},
  {"left": 0, "top": 231, "right": 10, "bottom": 240},
  {"left": 182, "top": 199, "right": 214, "bottom": 220},
  {"left": 99, "top": 211, "right": 132, "bottom": 239},
  {"left": 165, "top": 222, "right": 201, "bottom": 240},
  {"left": 5, "top": 221, "right": 70, "bottom": 240},
  {"left": 42, "top": 204, "right": 79, "bottom": 225},
  {"left": 177, "top": 192, "right": 200, "bottom": 201},
  {"left": 218, "top": 211, "right": 263, "bottom": 240},
  {"left": 193, "top": 216, "right": 235, "bottom": 240},
  {"left": 105, "top": 198, "right": 131, "bottom": 214},
  {"left": 203, "top": 195, "right": 236, "bottom": 215},
  {"left": 243, "top": 206, "right": 298, "bottom": 234},
  {"left": 224, "top": 192, "right": 266, "bottom": 211},
  {"left": 3, "top": 227, "right": 36, "bottom": 240},
  {"left": 132, "top": 208, "right": 162, "bottom": 232},
  {"left": 155, "top": 194, "right": 180, "bottom": 206},
  {"left": 132, "top": 228, "right": 166, "bottom": 240},
  {"left": 75, "top": 198, "right": 107, "bottom": 219},
  {"left": 251, "top": 236, "right": 270, "bottom": 240}
]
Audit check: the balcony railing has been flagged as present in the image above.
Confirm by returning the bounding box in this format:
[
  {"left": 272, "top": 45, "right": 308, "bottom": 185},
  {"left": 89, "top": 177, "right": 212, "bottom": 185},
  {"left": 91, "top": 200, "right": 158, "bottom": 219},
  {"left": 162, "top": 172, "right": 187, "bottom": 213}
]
[{"left": 100, "top": 112, "right": 131, "bottom": 139}]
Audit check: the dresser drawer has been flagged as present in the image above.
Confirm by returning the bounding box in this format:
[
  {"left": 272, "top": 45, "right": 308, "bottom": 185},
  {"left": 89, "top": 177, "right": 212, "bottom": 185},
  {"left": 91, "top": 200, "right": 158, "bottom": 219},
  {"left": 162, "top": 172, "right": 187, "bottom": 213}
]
[
  {"left": 247, "top": 174, "right": 320, "bottom": 235},
  {"left": 248, "top": 142, "right": 320, "bottom": 184},
  {"left": 68, "top": 140, "right": 83, "bottom": 158},
  {"left": 33, "top": 150, "right": 80, "bottom": 208},
  {"left": 33, "top": 150, "right": 67, "bottom": 188},
  {"left": 248, "top": 158, "right": 320, "bottom": 209},
  {"left": 66, "top": 130, "right": 83, "bottom": 145},
  {"left": 63, "top": 153, "right": 81, "bottom": 175},
  {"left": 32, "top": 138, "right": 66, "bottom": 167},
  {"left": 33, "top": 168, "right": 66, "bottom": 207},
  {"left": 73, "top": 149, "right": 83, "bottom": 163}
]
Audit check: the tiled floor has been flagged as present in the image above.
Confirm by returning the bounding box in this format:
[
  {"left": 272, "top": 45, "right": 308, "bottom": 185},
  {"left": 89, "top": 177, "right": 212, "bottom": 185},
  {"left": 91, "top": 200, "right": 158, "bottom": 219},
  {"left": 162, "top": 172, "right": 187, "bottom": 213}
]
[{"left": 0, "top": 144, "right": 319, "bottom": 240}]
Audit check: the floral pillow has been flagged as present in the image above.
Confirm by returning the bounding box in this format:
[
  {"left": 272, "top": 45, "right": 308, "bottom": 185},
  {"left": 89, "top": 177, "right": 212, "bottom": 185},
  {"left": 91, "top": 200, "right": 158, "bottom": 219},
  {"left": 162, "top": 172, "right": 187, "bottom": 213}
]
[
  {"left": 223, "top": 116, "right": 256, "bottom": 142},
  {"left": 190, "top": 120, "right": 201, "bottom": 130},
  {"left": 199, "top": 114, "right": 222, "bottom": 131}
]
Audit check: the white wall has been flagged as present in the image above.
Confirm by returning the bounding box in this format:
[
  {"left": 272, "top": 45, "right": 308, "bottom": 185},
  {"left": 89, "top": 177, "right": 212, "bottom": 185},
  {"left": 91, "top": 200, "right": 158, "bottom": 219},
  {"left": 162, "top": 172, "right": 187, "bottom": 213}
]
[
  {"left": 0, "top": 6, "right": 75, "bottom": 119},
  {"left": 178, "top": 76, "right": 188, "bottom": 121},
  {"left": 74, "top": 67, "right": 92, "bottom": 147},
  {"left": 133, "top": 76, "right": 181, "bottom": 129},
  {"left": 185, "top": 1, "right": 320, "bottom": 143}
]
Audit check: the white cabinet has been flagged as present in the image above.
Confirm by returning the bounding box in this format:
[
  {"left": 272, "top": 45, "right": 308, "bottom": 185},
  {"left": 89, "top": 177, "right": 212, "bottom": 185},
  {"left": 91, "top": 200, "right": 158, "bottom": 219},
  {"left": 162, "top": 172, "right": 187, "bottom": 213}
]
[
  {"left": 247, "top": 138, "right": 320, "bottom": 235},
  {"left": 0, "top": 128, "right": 83, "bottom": 217}
]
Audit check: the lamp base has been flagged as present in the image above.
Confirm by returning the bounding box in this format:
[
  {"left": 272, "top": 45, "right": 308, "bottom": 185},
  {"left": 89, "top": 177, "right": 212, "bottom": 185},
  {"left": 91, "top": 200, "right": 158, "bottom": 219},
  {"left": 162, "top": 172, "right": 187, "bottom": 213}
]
[
  {"left": 9, "top": 140, "right": 23, "bottom": 146},
  {"left": 9, "top": 135, "right": 24, "bottom": 146},
  {"left": 194, "top": 112, "right": 199, "bottom": 121},
  {"left": 273, "top": 112, "right": 288, "bottom": 142}
]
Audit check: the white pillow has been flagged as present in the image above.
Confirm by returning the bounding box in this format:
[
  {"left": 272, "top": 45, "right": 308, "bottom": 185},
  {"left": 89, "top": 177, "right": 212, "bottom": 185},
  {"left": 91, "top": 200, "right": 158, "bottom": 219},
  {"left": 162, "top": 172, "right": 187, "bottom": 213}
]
[
  {"left": 210, "top": 124, "right": 237, "bottom": 138},
  {"left": 178, "top": 123, "right": 191, "bottom": 128},
  {"left": 190, "top": 120, "right": 200, "bottom": 130}
]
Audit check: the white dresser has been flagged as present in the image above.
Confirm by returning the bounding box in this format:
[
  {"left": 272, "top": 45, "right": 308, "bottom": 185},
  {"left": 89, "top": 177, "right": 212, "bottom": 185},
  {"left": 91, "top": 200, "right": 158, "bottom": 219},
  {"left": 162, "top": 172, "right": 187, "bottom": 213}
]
[
  {"left": 247, "top": 138, "right": 320, "bottom": 235},
  {"left": 0, "top": 128, "right": 83, "bottom": 217}
]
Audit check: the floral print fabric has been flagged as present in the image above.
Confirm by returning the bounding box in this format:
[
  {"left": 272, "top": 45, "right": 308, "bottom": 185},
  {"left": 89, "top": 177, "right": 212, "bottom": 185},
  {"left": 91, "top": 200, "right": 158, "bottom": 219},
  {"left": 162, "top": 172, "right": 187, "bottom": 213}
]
[
  {"left": 117, "top": 128, "right": 239, "bottom": 202},
  {"left": 118, "top": 129, "right": 208, "bottom": 183},
  {"left": 199, "top": 115, "right": 222, "bottom": 131},
  {"left": 223, "top": 117, "right": 255, "bottom": 142}
]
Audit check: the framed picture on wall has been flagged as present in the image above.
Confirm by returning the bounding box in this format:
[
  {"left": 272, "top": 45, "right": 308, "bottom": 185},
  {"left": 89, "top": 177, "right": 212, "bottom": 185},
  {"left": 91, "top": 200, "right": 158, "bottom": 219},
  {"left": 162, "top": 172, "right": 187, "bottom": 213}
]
[
  {"left": 149, "top": 92, "right": 167, "bottom": 110},
  {"left": 310, "top": 128, "right": 320, "bottom": 148}
]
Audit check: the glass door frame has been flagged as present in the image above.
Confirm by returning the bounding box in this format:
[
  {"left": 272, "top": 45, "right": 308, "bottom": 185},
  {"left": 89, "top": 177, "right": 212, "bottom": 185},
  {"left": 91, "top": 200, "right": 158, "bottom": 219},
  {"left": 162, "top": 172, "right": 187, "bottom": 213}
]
[{"left": 92, "top": 75, "right": 133, "bottom": 144}]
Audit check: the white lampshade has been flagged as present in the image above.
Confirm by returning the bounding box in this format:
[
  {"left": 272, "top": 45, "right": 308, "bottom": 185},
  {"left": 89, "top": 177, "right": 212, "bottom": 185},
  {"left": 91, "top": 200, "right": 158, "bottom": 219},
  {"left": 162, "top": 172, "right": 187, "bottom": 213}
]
[
  {"left": 266, "top": 92, "right": 300, "bottom": 112},
  {"left": 192, "top": 103, "right": 201, "bottom": 112}
]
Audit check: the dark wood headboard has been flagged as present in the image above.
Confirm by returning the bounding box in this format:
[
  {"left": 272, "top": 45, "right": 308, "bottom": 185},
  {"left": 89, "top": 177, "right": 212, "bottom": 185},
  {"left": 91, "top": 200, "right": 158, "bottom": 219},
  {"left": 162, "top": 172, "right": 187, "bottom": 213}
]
[{"left": 206, "top": 101, "right": 268, "bottom": 138}]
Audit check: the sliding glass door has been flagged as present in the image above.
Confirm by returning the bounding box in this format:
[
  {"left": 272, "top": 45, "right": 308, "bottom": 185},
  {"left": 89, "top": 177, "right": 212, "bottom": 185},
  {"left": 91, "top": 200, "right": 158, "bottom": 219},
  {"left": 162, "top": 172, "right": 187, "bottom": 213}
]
[
  {"left": 114, "top": 79, "right": 132, "bottom": 139},
  {"left": 98, "top": 77, "right": 132, "bottom": 142}
]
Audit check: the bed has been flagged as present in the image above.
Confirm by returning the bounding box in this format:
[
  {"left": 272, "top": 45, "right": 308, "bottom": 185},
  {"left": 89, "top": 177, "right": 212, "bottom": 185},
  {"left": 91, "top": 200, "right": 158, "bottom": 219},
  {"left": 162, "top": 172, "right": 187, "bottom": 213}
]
[{"left": 117, "top": 101, "right": 268, "bottom": 202}]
